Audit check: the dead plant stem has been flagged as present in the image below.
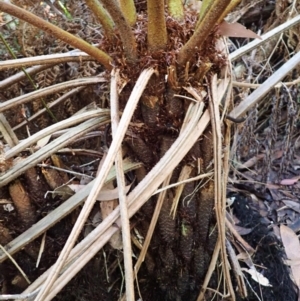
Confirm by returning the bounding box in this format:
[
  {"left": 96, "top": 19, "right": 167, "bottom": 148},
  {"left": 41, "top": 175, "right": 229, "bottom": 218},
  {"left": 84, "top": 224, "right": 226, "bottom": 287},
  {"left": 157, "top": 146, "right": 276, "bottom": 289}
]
[
  {"left": 0, "top": 2, "right": 112, "bottom": 70},
  {"left": 134, "top": 175, "right": 172, "bottom": 273},
  {"left": 0, "top": 65, "right": 52, "bottom": 90},
  {"left": 0, "top": 245, "right": 30, "bottom": 285},
  {"left": 0, "top": 77, "right": 106, "bottom": 113},
  {"left": 11, "top": 87, "right": 86, "bottom": 132},
  {"left": 33, "top": 68, "right": 154, "bottom": 301},
  {"left": 21, "top": 100, "right": 207, "bottom": 299},
  {"left": 210, "top": 74, "right": 234, "bottom": 299},
  {"left": 197, "top": 237, "right": 221, "bottom": 301},
  {"left": 229, "top": 50, "right": 300, "bottom": 119},
  {"left": 0, "top": 52, "right": 91, "bottom": 71},
  {"left": 153, "top": 172, "right": 214, "bottom": 195},
  {"left": 110, "top": 69, "right": 135, "bottom": 301},
  {"left": 229, "top": 14, "right": 300, "bottom": 61}
]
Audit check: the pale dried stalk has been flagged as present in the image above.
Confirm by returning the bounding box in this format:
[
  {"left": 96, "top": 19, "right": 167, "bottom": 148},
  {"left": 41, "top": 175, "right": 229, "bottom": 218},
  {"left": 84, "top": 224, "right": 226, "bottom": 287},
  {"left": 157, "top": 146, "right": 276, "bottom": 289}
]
[
  {"left": 0, "top": 245, "right": 30, "bottom": 285},
  {"left": 110, "top": 68, "right": 135, "bottom": 301},
  {"left": 170, "top": 164, "right": 193, "bottom": 219},
  {"left": 0, "top": 289, "right": 39, "bottom": 300},
  {"left": 197, "top": 237, "right": 221, "bottom": 301},
  {"left": 229, "top": 50, "right": 300, "bottom": 120},
  {"left": 233, "top": 77, "right": 300, "bottom": 89},
  {"left": 229, "top": 14, "right": 300, "bottom": 61},
  {"left": 197, "top": 75, "right": 231, "bottom": 301},
  {"left": 0, "top": 77, "right": 106, "bottom": 113},
  {"left": 23, "top": 96, "right": 208, "bottom": 300},
  {"left": 153, "top": 172, "right": 214, "bottom": 195},
  {"left": 0, "top": 117, "right": 109, "bottom": 187},
  {"left": 0, "top": 65, "right": 52, "bottom": 90},
  {"left": 42, "top": 227, "right": 119, "bottom": 301},
  {"left": 0, "top": 160, "right": 140, "bottom": 263},
  {"left": 34, "top": 68, "right": 155, "bottom": 301},
  {"left": 223, "top": 79, "right": 244, "bottom": 295},
  {"left": 0, "top": 113, "right": 18, "bottom": 147},
  {"left": 0, "top": 52, "right": 92, "bottom": 71},
  {"left": 12, "top": 87, "right": 86, "bottom": 132},
  {"left": 134, "top": 174, "right": 172, "bottom": 274},
  {"left": 209, "top": 74, "right": 234, "bottom": 299},
  {"left": 225, "top": 217, "right": 255, "bottom": 254},
  {"left": 5, "top": 109, "right": 109, "bottom": 159},
  {"left": 226, "top": 239, "right": 248, "bottom": 298}
]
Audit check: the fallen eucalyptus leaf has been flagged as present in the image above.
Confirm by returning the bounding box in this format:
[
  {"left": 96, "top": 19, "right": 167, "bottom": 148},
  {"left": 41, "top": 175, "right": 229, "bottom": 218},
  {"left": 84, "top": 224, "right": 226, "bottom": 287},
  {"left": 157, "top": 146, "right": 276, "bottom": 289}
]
[{"left": 218, "top": 21, "right": 262, "bottom": 40}]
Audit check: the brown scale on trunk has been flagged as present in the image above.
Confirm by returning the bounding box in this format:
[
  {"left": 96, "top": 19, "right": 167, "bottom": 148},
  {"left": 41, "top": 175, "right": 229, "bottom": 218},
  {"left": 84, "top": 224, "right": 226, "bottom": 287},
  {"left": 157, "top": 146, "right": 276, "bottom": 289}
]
[
  {"left": 207, "top": 224, "right": 218, "bottom": 254},
  {"left": 140, "top": 75, "right": 165, "bottom": 129},
  {"left": 179, "top": 170, "right": 198, "bottom": 223},
  {"left": 164, "top": 247, "right": 176, "bottom": 272},
  {"left": 160, "top": 136, "right": 182, "bottom": 184},
  {"left": 24, "top": 167, "right": 49, "bottom": 206},
  {"left": 159, "top": 244, "right": 176, "bottom": 272},
  {"left": 51, "top": 154, "right": 70, "bottom": 184},
  {"left": 158, "top": 196, "right": 177, "bottom": 244},
  {"left": 192, "top": 244, "right": 210, "bottom": 281},
  {"left": 179, "top": 222, "right": 193, "bottom": 263},
  {"left": 0, "top": 223, "right": 12, "bottom": 246},
  {"left": 141, "top": 94, "right": 161, "bottom": 129},
  {"left": 187, "top": 139, "right": 201, "bottom": 160},
  {"left": 32, "top": 98, "right": 50, "bottom": 130},
  {"left": 125, "top": 136, "right": 155, "bottom": 165},
  {"left": 197, "top": 181, "right": 215, "bottom": 243},
  {"left": 165, "top": 88, "right": 183, "bottom": 119},
  {"left": 144, "top": 253, "right": 156, "bottom": 275},
  {"left": 41, "top": 167, "right": 66, "bottom": 190},
  {"left": 177, "top": 266, "right": 190, "bottom": 296},
  {"left": 140, "top": 196, "right": 155, "bottom": 219},
  {"left": 9, "top": 180, "right": 36, "bottom": 228},
  {"left": 196, "top": 126, "right": 215, "bottom": 245},
  {"left": 160, "top": 135, "right": 176, "bottom": 157},
  {"left": 136, "top": 166, "right": 156, "bottom": 217}
]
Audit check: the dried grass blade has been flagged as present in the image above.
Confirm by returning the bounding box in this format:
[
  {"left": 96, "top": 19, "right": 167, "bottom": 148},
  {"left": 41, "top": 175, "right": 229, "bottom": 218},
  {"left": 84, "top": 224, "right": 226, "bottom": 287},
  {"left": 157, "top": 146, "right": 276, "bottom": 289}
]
[{"left": 170, "top": 164, "right": 193, "bottom": 219}]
